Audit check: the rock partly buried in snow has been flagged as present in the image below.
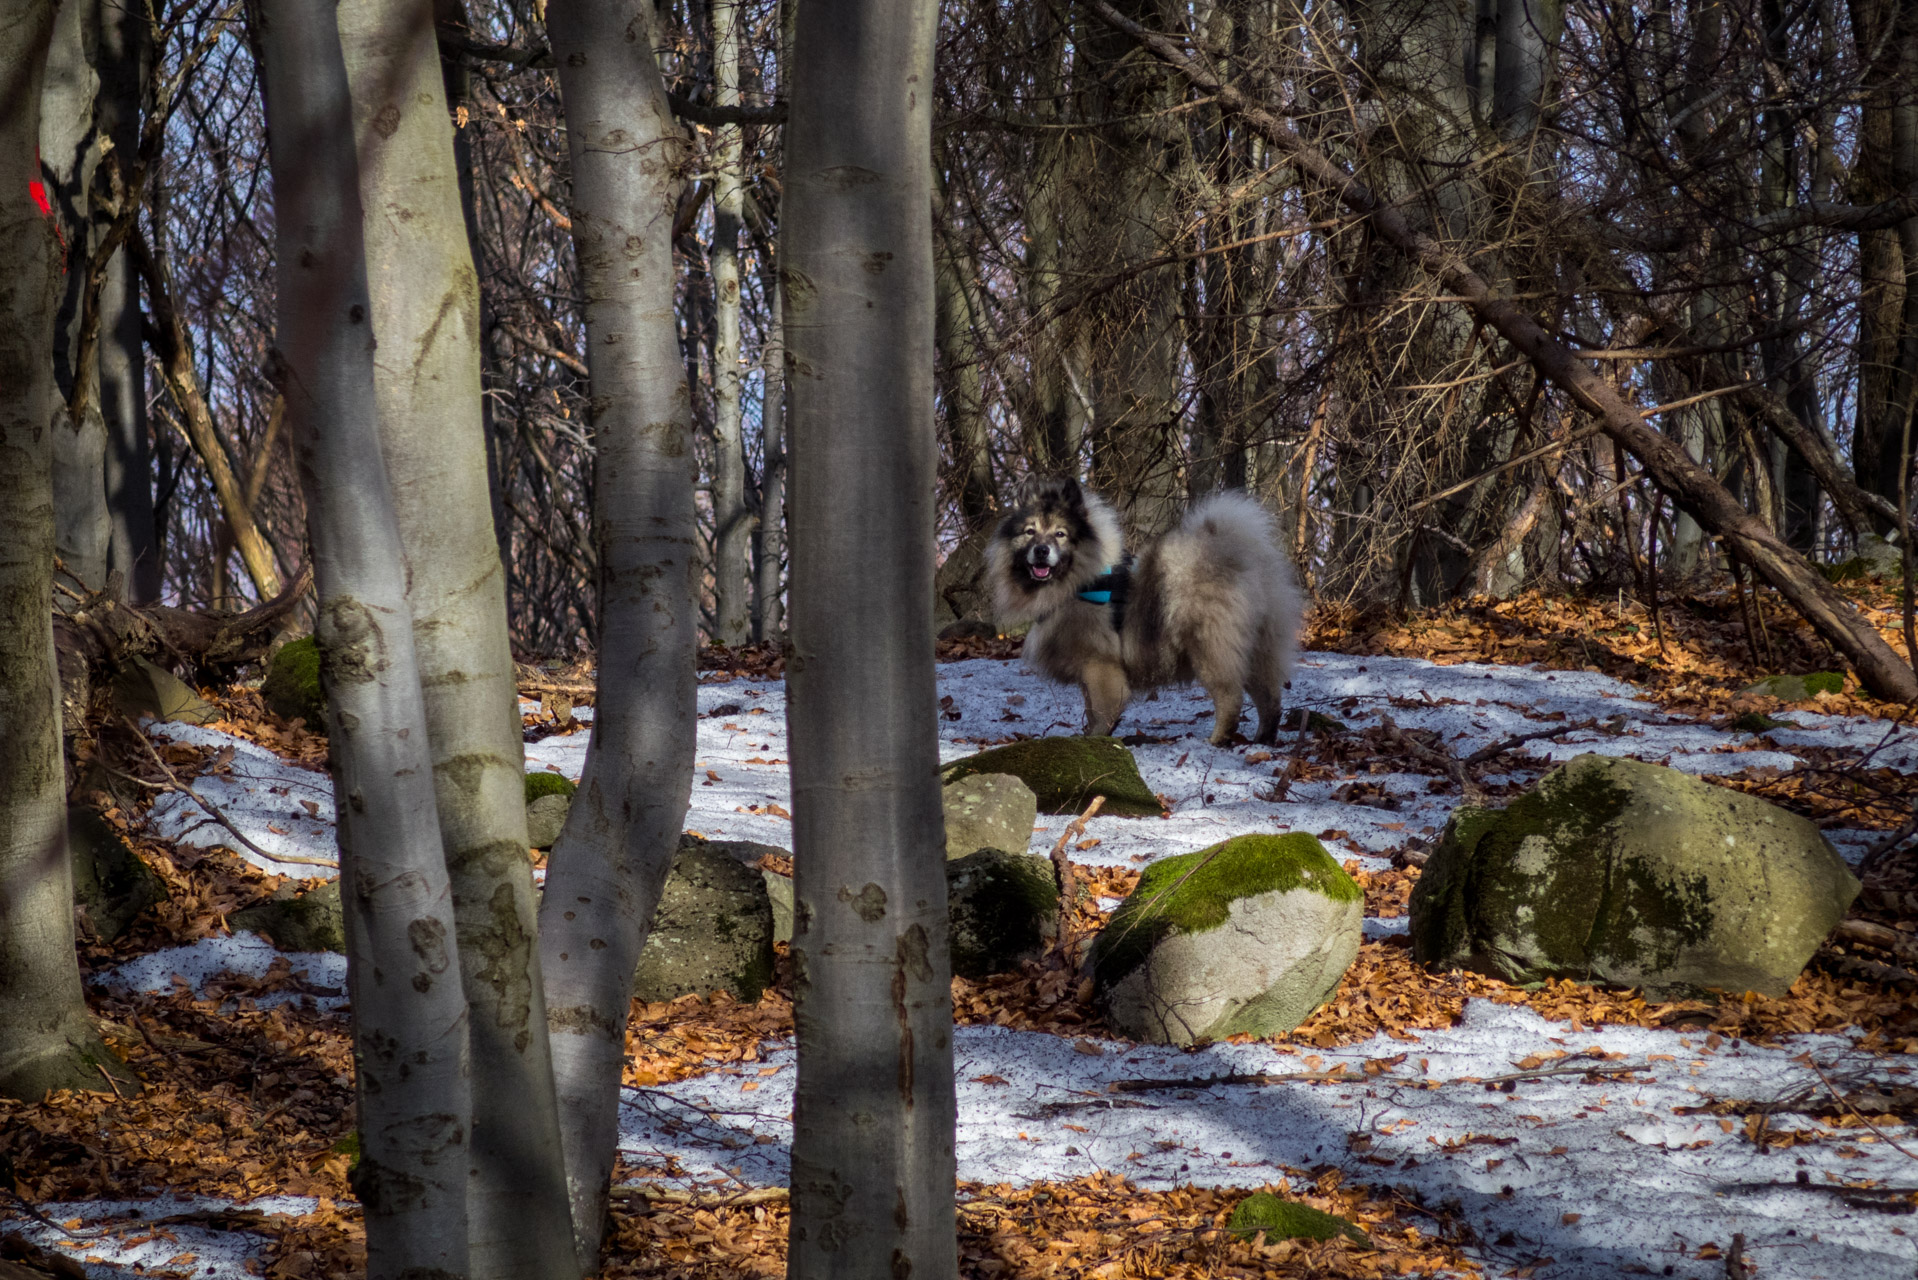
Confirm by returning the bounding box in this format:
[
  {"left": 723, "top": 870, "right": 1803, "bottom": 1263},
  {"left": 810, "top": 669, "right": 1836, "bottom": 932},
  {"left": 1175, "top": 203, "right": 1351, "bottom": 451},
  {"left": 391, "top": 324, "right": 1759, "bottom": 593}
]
[
  {"left": 524, "top": 773, "right": 576, "bottom": 849},
  {"left": 69, "top": 805, "right": 168, "bottom": 940},
  {"left": 946, "top": 848, "right": 1059, "bottom": 978},
  {"left": 262, "top": 636, "right": 327, "bottom": 727},
  {"left": 1409, "top": 753, "right": 1859, "bottom": 998},
  {"left": 943, "top": 773, "right": 1038, "bottom": 858},
  {"left": 112, "top": 656, "right": 220, "bottom": 725},
  {"left": 1740, "top": 671, "right": 1843, "bottom": 700},
  {"left": 1092, "top": 833, "right": 1361, "bottom": 1045},
  {"left": 635, "top": 839, "right": 775, "bottom": 1002},
  {"left": 942, "top": 737, "right": 1159, "bottom": 816},
  {"left": 231, "top": 881, "right": 346, "bottom": 953}
]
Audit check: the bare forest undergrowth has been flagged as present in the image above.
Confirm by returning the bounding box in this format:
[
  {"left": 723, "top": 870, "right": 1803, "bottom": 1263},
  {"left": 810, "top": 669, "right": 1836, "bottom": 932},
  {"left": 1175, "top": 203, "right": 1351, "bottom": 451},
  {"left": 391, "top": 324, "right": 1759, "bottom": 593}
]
[{"left": 6, "top": 585, "right": 1918, "bottom": 1279}]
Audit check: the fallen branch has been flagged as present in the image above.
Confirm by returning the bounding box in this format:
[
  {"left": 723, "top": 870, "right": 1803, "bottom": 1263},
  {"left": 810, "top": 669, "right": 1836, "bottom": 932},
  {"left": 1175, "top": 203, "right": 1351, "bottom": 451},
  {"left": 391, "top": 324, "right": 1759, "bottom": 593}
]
[{"left": 117, "top": 720, "right": 338, "bottom": 870}]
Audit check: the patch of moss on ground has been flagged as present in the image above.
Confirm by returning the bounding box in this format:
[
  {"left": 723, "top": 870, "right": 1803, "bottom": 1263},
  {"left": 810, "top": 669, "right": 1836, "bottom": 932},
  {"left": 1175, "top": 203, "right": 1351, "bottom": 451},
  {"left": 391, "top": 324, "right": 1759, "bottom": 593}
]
[
  {"left": 1730, "top": 711, "right": 1796, "bottom": 733},
  {"left": 262, "top": 636, "right": 326, "bottom": 727},
  {"left": 525, "top": 771, "right": 578, "bottom": 803},
  {"left": 942, "top": 736, "right": 1159, "bottom": 815},
  {"left": 1092, "top": 833, "right": 1357, "bottom": 985},
  {"left": 1226, "top": 1193, "right": 1370, "bottom": 1247}
]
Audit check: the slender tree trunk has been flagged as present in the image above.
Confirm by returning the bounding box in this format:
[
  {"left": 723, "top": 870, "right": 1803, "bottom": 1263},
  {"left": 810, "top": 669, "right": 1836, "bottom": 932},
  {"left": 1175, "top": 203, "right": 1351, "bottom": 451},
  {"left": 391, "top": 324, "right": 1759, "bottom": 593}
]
[
  {"left": 258, "top": 3, "right": 471, "bottom": 1276},
  {"left": 753, "top": 272, "right": 786, "bottom": 641},
  {"left": 709, "top": 0, "right": 750, "bottom": 646},
  {"left": 94, "top": 0, "right": 158, "bottom": 603},
  {"left": 0, "top": 0, "right": 129, "bottom": 1103},
  {"left": 538, "top": 0, "right": 698, "bottom": 1266},
  {"left": 783, "top": 0, "right": 957, "bottom": 1274},
  {"left": 40, "top": 0, "right": 111, "bottom": 598},
  {"left": 1098, "top": 0, "right": 1918, "bottom": 701},
  {"left": 336, "top": 2, "right": 577, "bottom": 1276}
]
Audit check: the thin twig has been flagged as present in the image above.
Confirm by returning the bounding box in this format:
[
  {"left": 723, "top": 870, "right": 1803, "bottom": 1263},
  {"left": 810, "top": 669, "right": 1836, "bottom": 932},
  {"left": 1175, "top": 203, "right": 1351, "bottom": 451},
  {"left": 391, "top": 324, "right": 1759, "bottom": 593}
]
[
  {"left": 1805, "top": 1059, "right": 1918, "bottom": 1162},
  {"left": 122, "top": 720, "right": 339, "bottom": 868}
]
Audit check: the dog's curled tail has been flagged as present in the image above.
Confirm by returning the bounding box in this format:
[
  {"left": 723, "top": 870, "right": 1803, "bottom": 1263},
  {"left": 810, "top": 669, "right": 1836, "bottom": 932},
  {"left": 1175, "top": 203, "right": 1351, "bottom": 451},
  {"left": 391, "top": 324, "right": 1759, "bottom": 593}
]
[{"left": 1177, "top": 490, "right": 1305, "bottom": 687}]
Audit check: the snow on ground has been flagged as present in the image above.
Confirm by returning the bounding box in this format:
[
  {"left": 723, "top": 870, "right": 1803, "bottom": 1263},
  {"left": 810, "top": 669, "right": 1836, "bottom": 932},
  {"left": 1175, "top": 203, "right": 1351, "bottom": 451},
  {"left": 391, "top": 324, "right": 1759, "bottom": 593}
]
[
  {"left": 100, "top": 931, "right": 348, "bottom": 1013},
  {"left": 620, "top": 1007, "right": 1915, "bottom": 1279},
  {"left": 5, "top": 1195, "right": 318, "bottom": 1279},
  {"left": 76, "top": 650, "right": 1918, "bottom": 1279}
]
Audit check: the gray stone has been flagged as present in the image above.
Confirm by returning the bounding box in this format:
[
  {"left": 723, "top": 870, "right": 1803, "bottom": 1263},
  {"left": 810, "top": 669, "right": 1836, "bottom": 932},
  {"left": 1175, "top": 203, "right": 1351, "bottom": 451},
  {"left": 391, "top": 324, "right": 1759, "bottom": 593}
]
[
  {"left": 231, "top": 880, "right": 345, "bottom": 953},
  {"left": 943, "top": 736, "right": 1161, "bottom": 815},
  {"left": 526, "top": 793, "right": 572, "bottom": 850},
  {"left": 635, "top": 842, "right": 775, "bottom": 1002},
  {"left": 68, "top": 805, "right": 167, "bottom": 940},
  {"left": 1092, "top": 833, "right": 1360, "bottom": 1046},
  {"left": 763, "top": 869, "right": 794, "bottom": 944},
  {"left": 947, "top": 848, "right": 1059, "bottom": 978},
  {"left": 111, "top": 657, "right": 219, "bottom": 725},
  {"left": 1409, "top": 753, "right": 1859, "bottom": 999},
  {"left": 942, "top": 773, "right": 1038, "bottom": 859}
]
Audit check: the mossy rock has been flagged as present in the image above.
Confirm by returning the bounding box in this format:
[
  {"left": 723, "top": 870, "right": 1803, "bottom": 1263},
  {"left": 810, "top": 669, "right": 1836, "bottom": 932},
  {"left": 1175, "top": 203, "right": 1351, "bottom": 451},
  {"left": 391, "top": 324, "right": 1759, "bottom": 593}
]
[
  {"left": 1740, "top": 672, "right": 1843, "bottom": 700},
  {"left": 1825, "top": 533, "right": 1904, "bottom": 583},
  {"left": 525, "top": 771, "right": 578, "bottom": 803},
  {"left": 943, "top": 773, "right": 1039, "bottom": 858},
  {"left": 1226, "top": 1193, "right": 1370, "bottom": 1247},
  {"left": 69, "top": 805, "right": 167, "bottom": 940},
  {"left": 231, "top": 881, "right": 345, "bottom": 953},
  {"left": 524, "top": 773, "right": 579, "bottom": 849},
  {"left": 1730, "top": 711, "right": 1796, "bottom": 734},
  {"left": 262, "top": 636, "right": 327, "bottom": 727},
  {"left": 947, "top": 848, "right": 1059, "bottom": 978},
  {"left": 1093, "top": 833, "right": 1361, "bottom": 1045},
  {"left": 635, "top": 841, "right": 775, "bottom": 1002},
  {"left": 942, "top": 737, "right": 1160, "bottom": 816},
  {"left": 1409, "top": 754, "right": 1858, "bottom": 998}
]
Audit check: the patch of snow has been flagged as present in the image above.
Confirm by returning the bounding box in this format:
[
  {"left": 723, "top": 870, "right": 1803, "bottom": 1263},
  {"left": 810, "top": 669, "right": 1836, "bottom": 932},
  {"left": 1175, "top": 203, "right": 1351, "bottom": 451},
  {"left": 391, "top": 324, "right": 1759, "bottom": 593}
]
[
  {"left": 1, "top": 1194, "right": 317, "bottom": 1280},
  {"left": 143, "top": 723, "right": 335, "bottom": 880},
  {"left": 98, "top": 933, "right": 347, "bottom": 1013}
]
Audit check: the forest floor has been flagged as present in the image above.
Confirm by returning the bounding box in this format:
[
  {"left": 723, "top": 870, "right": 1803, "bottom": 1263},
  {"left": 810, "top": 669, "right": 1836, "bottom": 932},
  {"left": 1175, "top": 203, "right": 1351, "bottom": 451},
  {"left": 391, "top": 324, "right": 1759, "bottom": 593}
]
[{"left": 4, "top": 582, "right": 1918, "bottom": 1280}]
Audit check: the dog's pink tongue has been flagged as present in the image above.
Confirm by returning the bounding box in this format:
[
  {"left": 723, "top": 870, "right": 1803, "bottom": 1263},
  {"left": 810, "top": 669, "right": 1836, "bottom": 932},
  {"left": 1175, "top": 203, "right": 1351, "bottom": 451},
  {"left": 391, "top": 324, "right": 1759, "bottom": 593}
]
[{"left": 1031, "top": 565, "right": 1051, "bottom": 579}]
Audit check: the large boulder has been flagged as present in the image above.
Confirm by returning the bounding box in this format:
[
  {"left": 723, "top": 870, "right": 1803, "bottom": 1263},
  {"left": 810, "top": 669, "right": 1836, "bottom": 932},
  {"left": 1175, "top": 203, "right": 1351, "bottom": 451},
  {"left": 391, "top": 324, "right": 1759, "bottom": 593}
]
[
  {"left": 1092, "top": 833, "right": 1361, "bottom": 1045},
  {"left": 947, "top": 848, "right": 1059, "bottom": 978},
  {"left": 634, "top": 840, "right": 775, "bottom": 1002},
  {"left": 677, "top": 833, "right": 794, "bottom": 943},
  {"left": 231, "top": 881, "right": 346, "bottom": 953},
  {"left": 1409, "top": 754, "right": 1859, "bottom": 998},
  {"left": 111, "top": 657, "right": 219, "bottom": 726},
  {"left": 69, "top": 806, "right": 167, "bottom": 940},
  {"left": 942, "top": 737, "right": 1160, "bottom": 816},
  {"left": 524, "top": 772, "right": 577, "bottom": 849},
  {"left": 261, "top": 636, "right": 326, "bottom": 727},
  {"left": 943, "top": 773, "right": 1038, "bottom": 859}
]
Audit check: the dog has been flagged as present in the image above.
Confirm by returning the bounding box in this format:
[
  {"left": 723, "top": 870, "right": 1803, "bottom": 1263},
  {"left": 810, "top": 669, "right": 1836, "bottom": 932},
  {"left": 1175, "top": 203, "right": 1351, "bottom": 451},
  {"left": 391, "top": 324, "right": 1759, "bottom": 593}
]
[{"left": 987, "top": 476, "right": 1303, "bottom": 746}]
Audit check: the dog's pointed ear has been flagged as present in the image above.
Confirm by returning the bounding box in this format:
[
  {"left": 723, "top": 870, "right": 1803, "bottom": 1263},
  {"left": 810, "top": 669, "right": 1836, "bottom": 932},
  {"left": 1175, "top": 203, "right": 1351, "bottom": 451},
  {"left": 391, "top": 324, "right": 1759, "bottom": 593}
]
[
  {"left": 1016, "top": 474, "right": 1053, "bottom": 507},
  {"left": 1019, "top": 475, "right": 1083, "bottom": 511}
]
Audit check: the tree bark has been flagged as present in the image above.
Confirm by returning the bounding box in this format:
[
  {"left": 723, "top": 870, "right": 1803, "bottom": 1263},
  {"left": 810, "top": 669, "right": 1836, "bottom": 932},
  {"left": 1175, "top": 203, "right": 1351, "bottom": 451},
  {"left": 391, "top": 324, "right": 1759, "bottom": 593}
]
[
  {"left": 0, "top": 0, "right": 131, "bottom": 1104},
  {"left": 709, "top": 0, "right": 750, "bottom": 646},
  {"left": 538, "top": 0, "right": 698, "bottom": 1266},
  {"left": 1094, "top": 0, "right": 1918, "bottom": 701},
  {"left": 258, "top": 1, "right": 471, "bottom": 1275},
  {"left": 335, "top": 2, "right": 577, "bottom": 1276},
  {"left": 753, "top": 271, "right": 786, "bottom": 641},
  {"left": 782, "top": 0, "right": 958, "bottom": 1274}
]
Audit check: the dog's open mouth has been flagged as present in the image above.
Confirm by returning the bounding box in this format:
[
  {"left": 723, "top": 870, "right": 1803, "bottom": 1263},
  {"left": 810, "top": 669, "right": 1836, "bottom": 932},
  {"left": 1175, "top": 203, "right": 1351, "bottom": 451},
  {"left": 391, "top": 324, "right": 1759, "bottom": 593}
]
[{"left": 1028, "top": 564, "right": 1052, "bottom": 580}]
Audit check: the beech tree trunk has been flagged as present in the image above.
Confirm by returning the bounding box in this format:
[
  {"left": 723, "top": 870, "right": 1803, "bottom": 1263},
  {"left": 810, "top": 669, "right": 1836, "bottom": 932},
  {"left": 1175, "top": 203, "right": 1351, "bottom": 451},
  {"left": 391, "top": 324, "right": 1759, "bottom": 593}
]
[
  {"left": 336, "top": 2, "right": 577, "bottom": 1276},
  {"left": 753, "top": 271, "right": 786, "bottom": 641},
  {"left": 1098, "top": 0, "right": 1918, "bottom": 703},
  {"left": 782, "top": 0, "right": 958, "bottom": 1274},
  {"left": 538, "top": 0, "right": 698, "bottom": 1266},
  {"left": 258, "top": 2, "right": 471, "bottom": 1275},
  {"left": 710, "top": 0, "right": 750, "bottom": 646},
  {"left": 0, "top": 0, "right": 130, "bottom": 1104}
]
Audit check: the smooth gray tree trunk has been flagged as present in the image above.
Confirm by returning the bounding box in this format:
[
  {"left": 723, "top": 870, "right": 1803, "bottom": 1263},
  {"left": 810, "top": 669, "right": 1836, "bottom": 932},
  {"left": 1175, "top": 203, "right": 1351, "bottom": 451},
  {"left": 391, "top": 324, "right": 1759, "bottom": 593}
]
[
  {"left": 0, "top": 0, "right": 130, "bottom": 1104},
  {"left": 258, "top": 2, "right": 471, "bottom": 1275},
  {"left": 335, "top": 2, "right": 577, "bottom": 1277},
  {"left": 782, "top": 0, "right": 957, "bottom": 1274},
  {"left": 753, "top": 272, "right": 786, "bottom": 641},
  {"left": 94, "top": 0, "right": 157, "bottom": 603},
  {"left": 538, "top": 0, "right": 698, "bottom": 1266},
  {"left": 710, "top": 0, "right": 750, "bottom": 646}
]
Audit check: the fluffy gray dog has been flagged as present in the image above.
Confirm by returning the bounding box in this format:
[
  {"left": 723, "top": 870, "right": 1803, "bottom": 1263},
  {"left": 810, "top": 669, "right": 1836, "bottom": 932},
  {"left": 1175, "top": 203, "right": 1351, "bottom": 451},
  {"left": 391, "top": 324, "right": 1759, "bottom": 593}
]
[{"left": 988, "top": 476, "right": 1303, "bottom": 745}]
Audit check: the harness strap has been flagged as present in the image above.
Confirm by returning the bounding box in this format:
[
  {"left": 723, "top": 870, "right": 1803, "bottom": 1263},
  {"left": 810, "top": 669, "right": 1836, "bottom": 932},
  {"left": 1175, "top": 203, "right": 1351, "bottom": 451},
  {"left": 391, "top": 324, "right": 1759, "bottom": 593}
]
[{"left": 1078, "top": 557, "right": 1134, "bottom": 631}]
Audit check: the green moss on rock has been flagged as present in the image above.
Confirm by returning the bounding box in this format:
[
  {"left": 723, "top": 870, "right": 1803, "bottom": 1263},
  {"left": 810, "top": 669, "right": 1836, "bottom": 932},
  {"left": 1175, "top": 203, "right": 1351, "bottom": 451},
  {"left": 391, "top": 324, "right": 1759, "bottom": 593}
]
[
  {"left": 946, "top": 848, "right": 1059, "bottom": 978},
  {"left": 1092, "top": 833, "right": 1358, "bottom": 987},
  {"left": 262, "top": 636, "right": 327, "bottom": 727},
  {"left": 231, "top": 882, "right": 345, "bottom": 953},
  {"left": 942, "top": 736, "right": 1160, "bottom": 816},
  {"left": 1227, "top": 1193, "right": 1370, "bottom": 1247},
  {"left": 525, "top": 771, "right": 578, "bottom": 803},
  {"left": 1740, "top": 672, "right": 1844, "bottom": 700}
]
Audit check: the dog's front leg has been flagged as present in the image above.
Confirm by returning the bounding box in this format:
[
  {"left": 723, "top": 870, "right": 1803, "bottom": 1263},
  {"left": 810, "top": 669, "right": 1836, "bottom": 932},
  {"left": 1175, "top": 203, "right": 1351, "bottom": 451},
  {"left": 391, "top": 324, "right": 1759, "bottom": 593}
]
[
  {"left": 1081, "top": 661, "right": 1130, "bottom": 738},
  {"left": 1205, "top": 680, "right": 1245, "bottom": 746}
]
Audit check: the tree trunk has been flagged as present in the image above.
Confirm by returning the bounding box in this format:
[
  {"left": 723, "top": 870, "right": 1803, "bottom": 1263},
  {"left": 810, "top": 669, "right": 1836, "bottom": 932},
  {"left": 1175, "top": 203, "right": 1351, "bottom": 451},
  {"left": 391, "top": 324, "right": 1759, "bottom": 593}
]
[
  {"left": 40, "top": 0, "right": 111, "bottom": 598},
  {"left": 1097, "top": 0, "right": 1918, "bottom": 701},
  {"left": 709, "top": 0, "right": 750, "bottom": 646},
  {"left": 538, "top": 0, "right": 698, "bottom": 1265},
  {"left": 753, "top": 272, "right": 786, "bottom": 641},
  {"left": 258, "top": 2, "right": 471, "bottom": 1275},
  {"left": 783, "top": 0, "right": 958, "bottom": 1274},
  {"left": 93, "top": 0, "right": 158, "bottom": 604},
  {"left": 335, "top": 2, "right": 577, "bottom": 1276},
  {"left": 0, "top": 0, "right": 130, "bottom": 1104}
]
